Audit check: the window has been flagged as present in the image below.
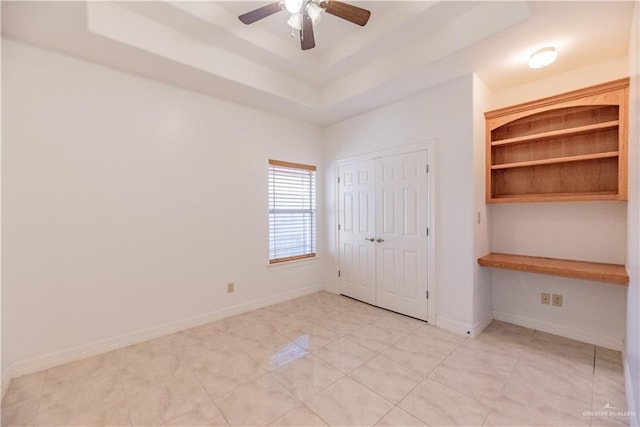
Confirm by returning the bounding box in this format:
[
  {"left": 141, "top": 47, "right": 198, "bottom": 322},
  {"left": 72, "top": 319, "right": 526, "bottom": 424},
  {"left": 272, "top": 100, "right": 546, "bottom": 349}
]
[{"left": 268, "top": 159, "right": 316, "bottom": 264}]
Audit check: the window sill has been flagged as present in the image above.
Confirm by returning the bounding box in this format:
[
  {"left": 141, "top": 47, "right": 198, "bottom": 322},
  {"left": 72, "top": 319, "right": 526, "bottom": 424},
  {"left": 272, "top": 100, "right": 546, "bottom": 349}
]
[{"left": 267, "top": 256, "right": 320, "bottom": 271}]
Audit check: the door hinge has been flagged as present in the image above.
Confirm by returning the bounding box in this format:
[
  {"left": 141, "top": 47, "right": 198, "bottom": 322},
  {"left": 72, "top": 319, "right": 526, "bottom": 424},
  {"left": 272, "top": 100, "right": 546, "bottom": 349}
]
[
  {"left": 338, "top": 270, "right": 341, "bottom": 277},
  {"left": 338, "top": 176, "right": 341, "bottom": 184},
  {"left": 426, "top": 164, "right": 429, "bottom": 174},
  {"left": 426, "top": 228, "right": 429, "bottom": 236},
  {"left": 426, "top": 290, "right": 429, "bottom": 299},
  {"left": 338, "top": 224, "right": 341, "bottom": 231}
]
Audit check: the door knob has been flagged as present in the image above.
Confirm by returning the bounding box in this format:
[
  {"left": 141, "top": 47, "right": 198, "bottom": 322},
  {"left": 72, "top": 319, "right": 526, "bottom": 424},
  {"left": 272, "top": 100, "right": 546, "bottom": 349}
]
[
  {"left": 365, "top": 237, "right": 375, "bottom": 242},
  {"left": 376, "top": 238, "right": 384, "bottom": 243}
]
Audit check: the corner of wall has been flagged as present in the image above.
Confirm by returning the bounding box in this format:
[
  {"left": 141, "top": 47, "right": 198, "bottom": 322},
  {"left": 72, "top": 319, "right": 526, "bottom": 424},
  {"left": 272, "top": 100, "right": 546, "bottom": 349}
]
[
  {"left": 472, "top": 73, "right": 494, "bottom": 327},
  {"left": 624, "top": 1, "right": 640, "bottom": 423}
]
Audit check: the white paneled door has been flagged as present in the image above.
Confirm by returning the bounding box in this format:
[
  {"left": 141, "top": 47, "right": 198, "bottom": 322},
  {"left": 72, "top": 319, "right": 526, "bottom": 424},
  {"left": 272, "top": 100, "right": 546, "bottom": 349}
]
[
  {"left": 375, "top": 151, "right": 428, "bottom": 320},
  {"left": 338, "top": 159, "right": 376, "bottom": 305},
  {"left": 338, "top": 151, "right": 429, "bottom": 320}
]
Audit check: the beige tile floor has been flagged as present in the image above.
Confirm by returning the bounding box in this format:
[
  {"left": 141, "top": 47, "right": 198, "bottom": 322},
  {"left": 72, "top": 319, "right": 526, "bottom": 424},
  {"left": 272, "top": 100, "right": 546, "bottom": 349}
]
[{"left": 1, "top": 291, "right": 630, "bottom": 427}]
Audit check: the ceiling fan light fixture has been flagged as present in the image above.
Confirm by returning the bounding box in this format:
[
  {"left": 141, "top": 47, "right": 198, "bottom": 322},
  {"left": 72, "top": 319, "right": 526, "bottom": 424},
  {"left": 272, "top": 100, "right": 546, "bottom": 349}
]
[
  {"left": 284, "top": 0, "right": 304, "bottom": 14},
  {"left": 287, "top": 13, "right": 302, "bottom": 30},
  {"left": 307, "top": 3, "right": 324, "bottom": 25},
  {"left": 529, "top": 47, "right": 557, "bottom": 69}
]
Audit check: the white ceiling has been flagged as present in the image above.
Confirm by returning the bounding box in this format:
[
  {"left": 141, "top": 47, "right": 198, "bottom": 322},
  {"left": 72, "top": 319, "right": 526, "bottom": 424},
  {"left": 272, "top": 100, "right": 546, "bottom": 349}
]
[{"left": 1, "top": 1, "right": 634, "bottom": 125}]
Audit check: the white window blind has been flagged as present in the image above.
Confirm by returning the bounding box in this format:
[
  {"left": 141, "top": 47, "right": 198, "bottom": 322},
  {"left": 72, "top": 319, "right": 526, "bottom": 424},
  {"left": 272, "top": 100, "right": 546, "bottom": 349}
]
[{"left": 269, "top": 159, "right": 316, "bottom": 264}]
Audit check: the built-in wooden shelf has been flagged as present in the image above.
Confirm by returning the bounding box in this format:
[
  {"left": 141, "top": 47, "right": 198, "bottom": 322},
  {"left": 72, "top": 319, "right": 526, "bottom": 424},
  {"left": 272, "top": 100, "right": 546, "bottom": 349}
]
[
  {"left": 477, "top": 252, "right": 629, "bottom": 286},
  {"left": 490, "top": 151, "right": 619, "bottom": 170},
  {"left": 485, "top": 78, "right": 629, "bottom": 203},
  {"left": 490, "top": 120, "right": 620, "bottom": 147}
]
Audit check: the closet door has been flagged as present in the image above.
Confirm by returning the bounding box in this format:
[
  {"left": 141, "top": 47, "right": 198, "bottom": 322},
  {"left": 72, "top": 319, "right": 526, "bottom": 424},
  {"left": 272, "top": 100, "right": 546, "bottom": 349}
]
[
  {"left": 375, "top": 151, "right": 429, "bottom": 320},
  {"left": 338, "top": 160, "right": 376, "bottom": 305}
]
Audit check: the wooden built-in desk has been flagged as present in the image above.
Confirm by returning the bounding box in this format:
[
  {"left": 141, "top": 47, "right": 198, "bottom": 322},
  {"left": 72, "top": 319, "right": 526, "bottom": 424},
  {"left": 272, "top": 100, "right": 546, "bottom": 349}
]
[{"left": 477, "top": 252, "right": 629, "bottom": 286}]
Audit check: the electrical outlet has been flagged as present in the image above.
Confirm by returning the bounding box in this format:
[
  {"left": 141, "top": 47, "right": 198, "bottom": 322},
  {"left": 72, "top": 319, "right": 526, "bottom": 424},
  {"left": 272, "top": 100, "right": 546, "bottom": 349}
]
[
  {"left": 552, "top": 294, "right": 563, "bottom": 307},
  {"left": 541, "top": 293, "right": 550, "bottom": 305},
  {"left": 227, "top": 282, "right": 235, "bottom": 293}
]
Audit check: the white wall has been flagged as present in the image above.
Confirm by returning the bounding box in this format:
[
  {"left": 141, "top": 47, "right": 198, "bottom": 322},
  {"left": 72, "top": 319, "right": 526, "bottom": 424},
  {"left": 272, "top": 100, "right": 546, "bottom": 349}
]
[
  {"left": 0, "top": 1, "right": 4, "bottom": 397},
  {"left": 490, "top": 56, "right": 629, "bottom": 110},
  {"left": 488, "top": 61, "right": 630, "bottom": 350},
  {"left": 624, "top": 1, "right": 640, "bottom": 423},
  {"left": 1, "top": 39, "right": 325, "bottom": 376},
  {"left": 472, "top": 74, "right": 492, "bottom": 332},
  {"left": 323, "top": 76, "right": 477, "bottom": 335}
]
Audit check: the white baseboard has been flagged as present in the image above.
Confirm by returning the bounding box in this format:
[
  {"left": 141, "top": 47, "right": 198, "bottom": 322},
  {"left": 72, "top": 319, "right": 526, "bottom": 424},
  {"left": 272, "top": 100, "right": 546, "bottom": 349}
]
[
  {"left": 493, "top": 310, "right": 624, "bottom": 350},
  {"left": 436, "top": 316, "right": 473, "bottom": 337},
  {"left": 5, "top": 284, "right": 324, "bottom": 384},
  {"left": 623, "top": 349, "right": 639, "bottom": 427},
  {"left": 472, "top": 313, "right": 494, "bottom": 337}
]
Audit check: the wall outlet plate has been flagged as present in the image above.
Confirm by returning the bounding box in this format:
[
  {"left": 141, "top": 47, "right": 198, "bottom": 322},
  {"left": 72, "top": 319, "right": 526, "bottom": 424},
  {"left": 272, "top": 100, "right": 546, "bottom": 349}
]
[
  {"left": 541, "top": 293, "right": 550, "bottom": 304},
  {"left": 552, "top": 294, "right": 563, "bottom": 307},
  {"left": 227, "top": 282, "right": 235, "bottom": 293}
]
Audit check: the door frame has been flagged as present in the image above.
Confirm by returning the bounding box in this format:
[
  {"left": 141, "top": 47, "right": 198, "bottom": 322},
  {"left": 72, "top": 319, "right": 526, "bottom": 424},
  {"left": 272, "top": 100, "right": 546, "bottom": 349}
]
[{"left": 334, "top": 140, "right": 437, "bottom": 325}]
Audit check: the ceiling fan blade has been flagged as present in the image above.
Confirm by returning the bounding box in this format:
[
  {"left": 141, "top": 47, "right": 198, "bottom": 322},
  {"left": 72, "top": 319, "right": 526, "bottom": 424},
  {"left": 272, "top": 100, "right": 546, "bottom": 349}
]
[
  {"left": 239, "top": 2, "right": 283, "bottom": 25},
  {"left": 300, "top": 14, "right": 316, "bottom": 50},
  {"left": 321, "top": 0, "right": 370, "bottom": 26}
]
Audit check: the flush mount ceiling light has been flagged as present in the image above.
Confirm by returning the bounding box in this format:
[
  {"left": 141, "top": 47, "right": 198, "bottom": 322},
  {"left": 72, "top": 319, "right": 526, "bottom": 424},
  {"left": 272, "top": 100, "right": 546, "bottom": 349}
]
[{"left": 529, "top": 47, "right": 558, "bottom": 69}]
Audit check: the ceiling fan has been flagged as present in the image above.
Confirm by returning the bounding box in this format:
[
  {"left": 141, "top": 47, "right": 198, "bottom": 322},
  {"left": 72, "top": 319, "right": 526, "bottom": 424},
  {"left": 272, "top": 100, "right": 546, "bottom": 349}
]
[{"left": 239, "top": 0, "right": 371, "bottom": 50}]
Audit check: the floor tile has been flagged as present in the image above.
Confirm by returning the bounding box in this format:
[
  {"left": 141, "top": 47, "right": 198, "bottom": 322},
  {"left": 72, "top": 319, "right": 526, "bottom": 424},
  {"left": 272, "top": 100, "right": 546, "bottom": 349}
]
[
  {"left": 271, "top": 354, "right": 344, "bottom": 400},
  {"left": 483, "top": 408, "right": 536, "bottom": 426},
  {"left": 596, "top": 346, "right": 623, "bottom": 365},
  {"left": 193, "top": 352, "right": 266, "bottom": 399},
  {"left": 41, "top": 369, "right": 126, "bottom": 410},
  {"left": 528, "top": 331, "right": 595, "bottom": 374},
  {"left": 399, "top": 378, "right": 490, "bottom": 426},
  {"left": 475, "top": 321, "right": 534, "bottom": 356},
  {"left": 593, "top": 359, "right": 628, "bottom": 416},
  {"left": 346, "top": 325, "right": 406, "bottom": 353},
  {"left": 269, "top": 405, "right": 327, "bottom": 426},
  {"left": 2, "top": 371, "right": 46, "bottom": 408},
  {"left": 214, "top": 375, "right": 300, "bottom": 426},
  {"left": 315, "top": 317, "right": 364, "bottom": 336},
  {"left": 428, "top": 339, "right": 517, "bottom": 407},
  {"left": 117, "top": 336, "right": 179, "bottom": 366},
  {"left": 65, "top": 399, "right": 131, "bottom": 426},
  {"left": 1, "top": 399, "right": 40, "bottom": 427},
  {"left": 46, "top": 352, "right": 119, "bottom": 385},
  {"left": 515, "top": 350, "right": 594, "bottom": 399},
  {"left": 163, "top": 402, "right": 229, "bottom": 426},
  {"left": 244, "top": 338, "right": 308, "bottom": 372},
  {"left": 492, "top": 364, "right": 592, "bottom": 426},
  {"left": 312, "top": 337, "right": 376, "bottom": 373},
  {"left": 349, "top": 355, "right": 424, "bottom": 403},
  {"left": 35, "top": 394, "right": 130, "bottom": 427},
  {"left": 449, "top": 338, "right": 520, "bottom": 378},
  {"left": 120, "top": 352, "right": 192, "bottom": 397},
  {"left": 375, "top": 407, "right": 426, "bottom": 426},
  {"left": 372, "top": 314, "right": 424, "bottom": 333},
  {"left": 127, "top": 373, "right": 210, "bottom": 426},
  {"left": 305, "top": 377, "right": 394, "bottom": 427},
  {"left": 381, "top": 333, "right": 459, "bottom": 375},
  {"left": 0, "top": 295, "right": 620, "bottom": 427},
  {"left": 179, "top": 341, "right": 237, "bottom": 371},
  {"left": 280, "top": 325, "right": 341, "bottom": 351},
  {"left": 428, "top": 358, "right": 506, "bottom": 408},
  {"left": 177, "top": 323, "right": 220, "bottom": 345}
]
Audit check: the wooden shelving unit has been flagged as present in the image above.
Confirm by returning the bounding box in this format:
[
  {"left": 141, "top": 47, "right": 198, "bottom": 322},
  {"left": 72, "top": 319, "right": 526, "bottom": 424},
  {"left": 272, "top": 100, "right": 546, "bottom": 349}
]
[
  {"left": 485, "top": 79, "right": 629, "bottom": 204},
  {"left": 477, "top": 253, "right": 629, "bottom": 286}
]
